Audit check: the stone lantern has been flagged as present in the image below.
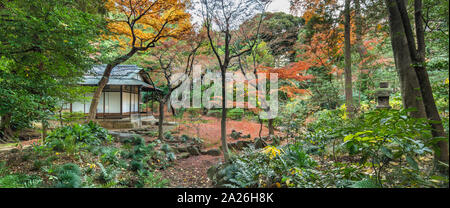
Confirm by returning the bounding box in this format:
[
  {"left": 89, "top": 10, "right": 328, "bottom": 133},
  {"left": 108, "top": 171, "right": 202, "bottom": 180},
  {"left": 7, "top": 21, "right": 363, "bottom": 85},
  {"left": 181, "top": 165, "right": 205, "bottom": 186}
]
[{"left": 375, "top": 82, "right": 392, "bottom": 109}]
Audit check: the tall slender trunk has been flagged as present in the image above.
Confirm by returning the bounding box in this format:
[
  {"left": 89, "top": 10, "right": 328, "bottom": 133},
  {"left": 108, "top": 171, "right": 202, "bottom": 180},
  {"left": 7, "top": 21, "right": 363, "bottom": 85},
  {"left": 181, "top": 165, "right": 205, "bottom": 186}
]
[
  {"left": 385, "top": 0, "right": 426, "bottom": 118},
  {"left": 415, "top": 65, "right": 449, "bottom": 163},
  {"left": 344, "top": 0, "right": 354, "bottom": 118},
  {"left": 354, "top": 0, "right": 367, "bottom": 109},
  {"left": 88, "top": 48, "right": 139, "bottom": 120},
  {"left": 386, "top": 0, "right": 448, "bottom": 164},
  {"left": 158, "top": 100, "right": 165, "bottom": 141},
  {"left": 221, "top": 68, "right": 230, "bottom": 161},
  {"left": 354, "top": 0, "right": 368, "bottom": 58},
  {"left": 411, "top": 0, "right": 448, "bottom": 163}
]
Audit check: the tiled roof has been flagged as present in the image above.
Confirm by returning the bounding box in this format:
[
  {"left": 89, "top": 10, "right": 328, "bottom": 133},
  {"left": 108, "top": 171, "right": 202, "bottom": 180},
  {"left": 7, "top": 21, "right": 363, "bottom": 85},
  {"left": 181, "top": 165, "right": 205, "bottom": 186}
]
[
  {"left": 88, "top": 65, "right": 141, "bottom": 77},
  {"left": 81, "top": 65, "right": 150, "bottom": 87}
]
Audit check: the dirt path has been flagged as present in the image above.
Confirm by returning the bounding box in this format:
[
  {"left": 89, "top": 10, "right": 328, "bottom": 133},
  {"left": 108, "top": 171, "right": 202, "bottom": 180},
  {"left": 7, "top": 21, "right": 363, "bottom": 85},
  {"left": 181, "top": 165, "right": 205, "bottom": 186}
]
[
  {"left": 155, "top": 116, "right": 282, "bottom": 188},
  {"left": 155, "top": 154, "right": 222, "bottom": 188}
]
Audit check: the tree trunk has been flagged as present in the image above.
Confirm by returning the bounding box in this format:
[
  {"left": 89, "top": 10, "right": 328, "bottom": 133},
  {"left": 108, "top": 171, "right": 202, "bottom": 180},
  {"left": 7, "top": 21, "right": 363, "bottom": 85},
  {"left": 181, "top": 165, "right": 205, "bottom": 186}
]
[
  {"left": 221, "top": 69, "right": 230, "bottom": 162},
  {"left": 415, "top": 65, "right": 449, "bottom": 163},
  {"left": 354, "top": 0, "right": 368, "bottom": 58},
  {"left": 42, "top": 119, "right": 48, "bottom": 142},
  {"left": 344, "top": 0, "right": 354, "bottom": 118},
  {"left": 88, "top": 48, "right": 139, "bottom": 120},
  {"left": 411, "top": 0, "right": 449, "bottom": 163},
  {"left": 158, "top": 100, "right": 165, "bottom": 141},
  {"left": 0, "top": 114, "right": 13, "bottom": 142},
  {"left": 354, "top": 0, "right": 367, "bottom": 109},
  {"left": 385, "top": 0, "right": 426, "bottom": 118},
  {"left": 386, "top": 0, "right": 448, "bottom": 165},
  {"left": 88, "top": 64, "right": 113, "bottom": 120},
  {"left": 268, "top": 119, "right": 274, "bottom": 136}
]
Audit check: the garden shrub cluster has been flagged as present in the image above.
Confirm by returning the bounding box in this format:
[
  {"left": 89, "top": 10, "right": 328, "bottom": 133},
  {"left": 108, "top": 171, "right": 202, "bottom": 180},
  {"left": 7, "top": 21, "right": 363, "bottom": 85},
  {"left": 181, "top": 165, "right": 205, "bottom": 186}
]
[
  {"left": 209, "top": 107, "right": 449, "bottom": 188},
  {"left": 0, "top": 122, "right": 172, "bottom": 188}
]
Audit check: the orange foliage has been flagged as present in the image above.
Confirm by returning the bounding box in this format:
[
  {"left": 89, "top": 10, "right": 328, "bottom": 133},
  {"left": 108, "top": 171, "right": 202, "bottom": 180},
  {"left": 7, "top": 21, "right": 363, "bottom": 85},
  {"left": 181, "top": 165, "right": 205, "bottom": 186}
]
[
  {"left": 104, "top": 0, "right": 192, "bottom": 49},
  {"left": 257, "top": 61, "right": 313, "bottom": 98}
]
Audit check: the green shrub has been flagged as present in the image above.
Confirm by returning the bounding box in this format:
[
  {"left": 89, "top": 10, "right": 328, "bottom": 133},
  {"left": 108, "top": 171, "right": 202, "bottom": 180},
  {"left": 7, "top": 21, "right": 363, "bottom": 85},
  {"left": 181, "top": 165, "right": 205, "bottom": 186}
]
[
  {"left": 53, "top": 163, "right": 82, "bottom": 188},
  {"left": 206, "top": 109, "right": 222, "bottom": 117},
  {"left": 181, "top": 134, "right": 190, "bottom": 143},
  {"left": 96, "top": 162, "right": 119, "bottom": 184},
  {"left": 0, "top": 174, "right": 43, "bottom": 188},
  {"left": 160, "top": 144, "right": 172, "bottom": 153},
  {"left": 207, "top": 108, "right": 246, "bottom": 120},
  {"left": 147, "top": 131, "right": 159, "bottom": 137},
  {"left": 227, "top": 108, "right": 244, "bottom": 120},
  {"left": 120, "top": 135, "right": 145, "bottom": 146},
  {"left": 99, "top": 147, "right": 120, "bottom": 166},
  {"left": 130, "top": 160, "right": 145, "bottom": 172},
  {"left": 163, "top": 131, "right": 173, "bottom": 140},
  {"left": 136, "top": 170, "right": 169, "bottom": 188},
  {"left": 341, "top": 109, "right": 434, "bottom": 187},
  {"left": 166, "top": 152, "right": 176, "bottom": 161},
  {"left": 45, "top": 122, "right": 112, "bottom": 153},
  {"left": 32, "top": 159, "right": 51, "bottom": 171}
]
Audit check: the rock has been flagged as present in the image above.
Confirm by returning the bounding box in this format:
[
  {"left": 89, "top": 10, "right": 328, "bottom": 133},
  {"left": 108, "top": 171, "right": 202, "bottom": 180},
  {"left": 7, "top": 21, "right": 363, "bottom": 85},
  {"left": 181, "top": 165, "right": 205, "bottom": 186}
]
[
  {"left": 236, "top": 140, "right": 252, "bottom": 149},
  {"left": 206, "top": 148, "right": 221, "bottom": 156},
  {"left": 230, "top": 130, "right": 242, "bottom": 140},
  {"left": 254, "top": 138, "right": 267, "bottom": 149},
  {"left": 141, "top": 120, "right": 157, "bottom": 126},
  {"left": 166, "top": 121, "right": 178, "bottom": 126},
  {"left": 176, "top": 146, "right": 188, "bottom": 153},
  {"left": 177, "top": 152, "right": 190, "bottom": 159},
  {"left": 109, "top": 131, "right": 141, "bottom": 142},
  {"left": 141, "top": 116, "right": 158, "bottom": 125},
  {"left": 155, "top": 121, "right": 178, "bottom": 126},
  {"left": 187, "top": 145, "right": 200, "bottom": 156},
  {"left": 108, "top": 131, "right": 120, "bottom": 138}
]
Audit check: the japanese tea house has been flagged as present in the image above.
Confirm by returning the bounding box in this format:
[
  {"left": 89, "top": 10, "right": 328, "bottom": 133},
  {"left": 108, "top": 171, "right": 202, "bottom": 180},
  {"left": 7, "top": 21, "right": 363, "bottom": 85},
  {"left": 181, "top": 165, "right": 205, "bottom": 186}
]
[{"left": 67, "top": 65, "right": 155, "bottom": 119}]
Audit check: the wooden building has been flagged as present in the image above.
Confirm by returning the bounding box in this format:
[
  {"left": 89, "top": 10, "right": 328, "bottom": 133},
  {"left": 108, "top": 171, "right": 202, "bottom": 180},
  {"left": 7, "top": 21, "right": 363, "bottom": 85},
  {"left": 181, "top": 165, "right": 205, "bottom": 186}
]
[{"left": 68, "top": 65, "right": 156, "bottom": 119}]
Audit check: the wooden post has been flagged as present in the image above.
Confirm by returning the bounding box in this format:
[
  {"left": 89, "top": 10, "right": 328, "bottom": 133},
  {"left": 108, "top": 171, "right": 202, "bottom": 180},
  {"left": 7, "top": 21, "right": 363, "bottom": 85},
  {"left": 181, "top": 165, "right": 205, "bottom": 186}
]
[
  {"left": 138, "top": 86, "right": 141, "bottom": 114},
  {"left": 103, "top": 91, "right": 106, "bottom": 119},
  {"left": 129, "top": 85, "right": 132, "bottom": 117},
  {"left": 120, "top": 85, "right": 123, "bottom": 117}
]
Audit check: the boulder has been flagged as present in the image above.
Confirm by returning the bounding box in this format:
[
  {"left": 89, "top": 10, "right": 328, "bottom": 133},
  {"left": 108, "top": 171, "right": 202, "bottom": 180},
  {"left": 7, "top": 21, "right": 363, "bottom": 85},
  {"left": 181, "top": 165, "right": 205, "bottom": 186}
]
[
  {"left": 109, "top": 131, "right": 141, "bottom": 142},
  {"left": 205, "top": 149, "right": 221, "bottom": 156},
  {"left": 108, "top": 131, "right": 120, "bottom": 138},
  {"left": 176, "top": 146, "right": 188, "bottom": 153},
  {"left": 187, "top": 145, "right": 200, "bottom": 156}
]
